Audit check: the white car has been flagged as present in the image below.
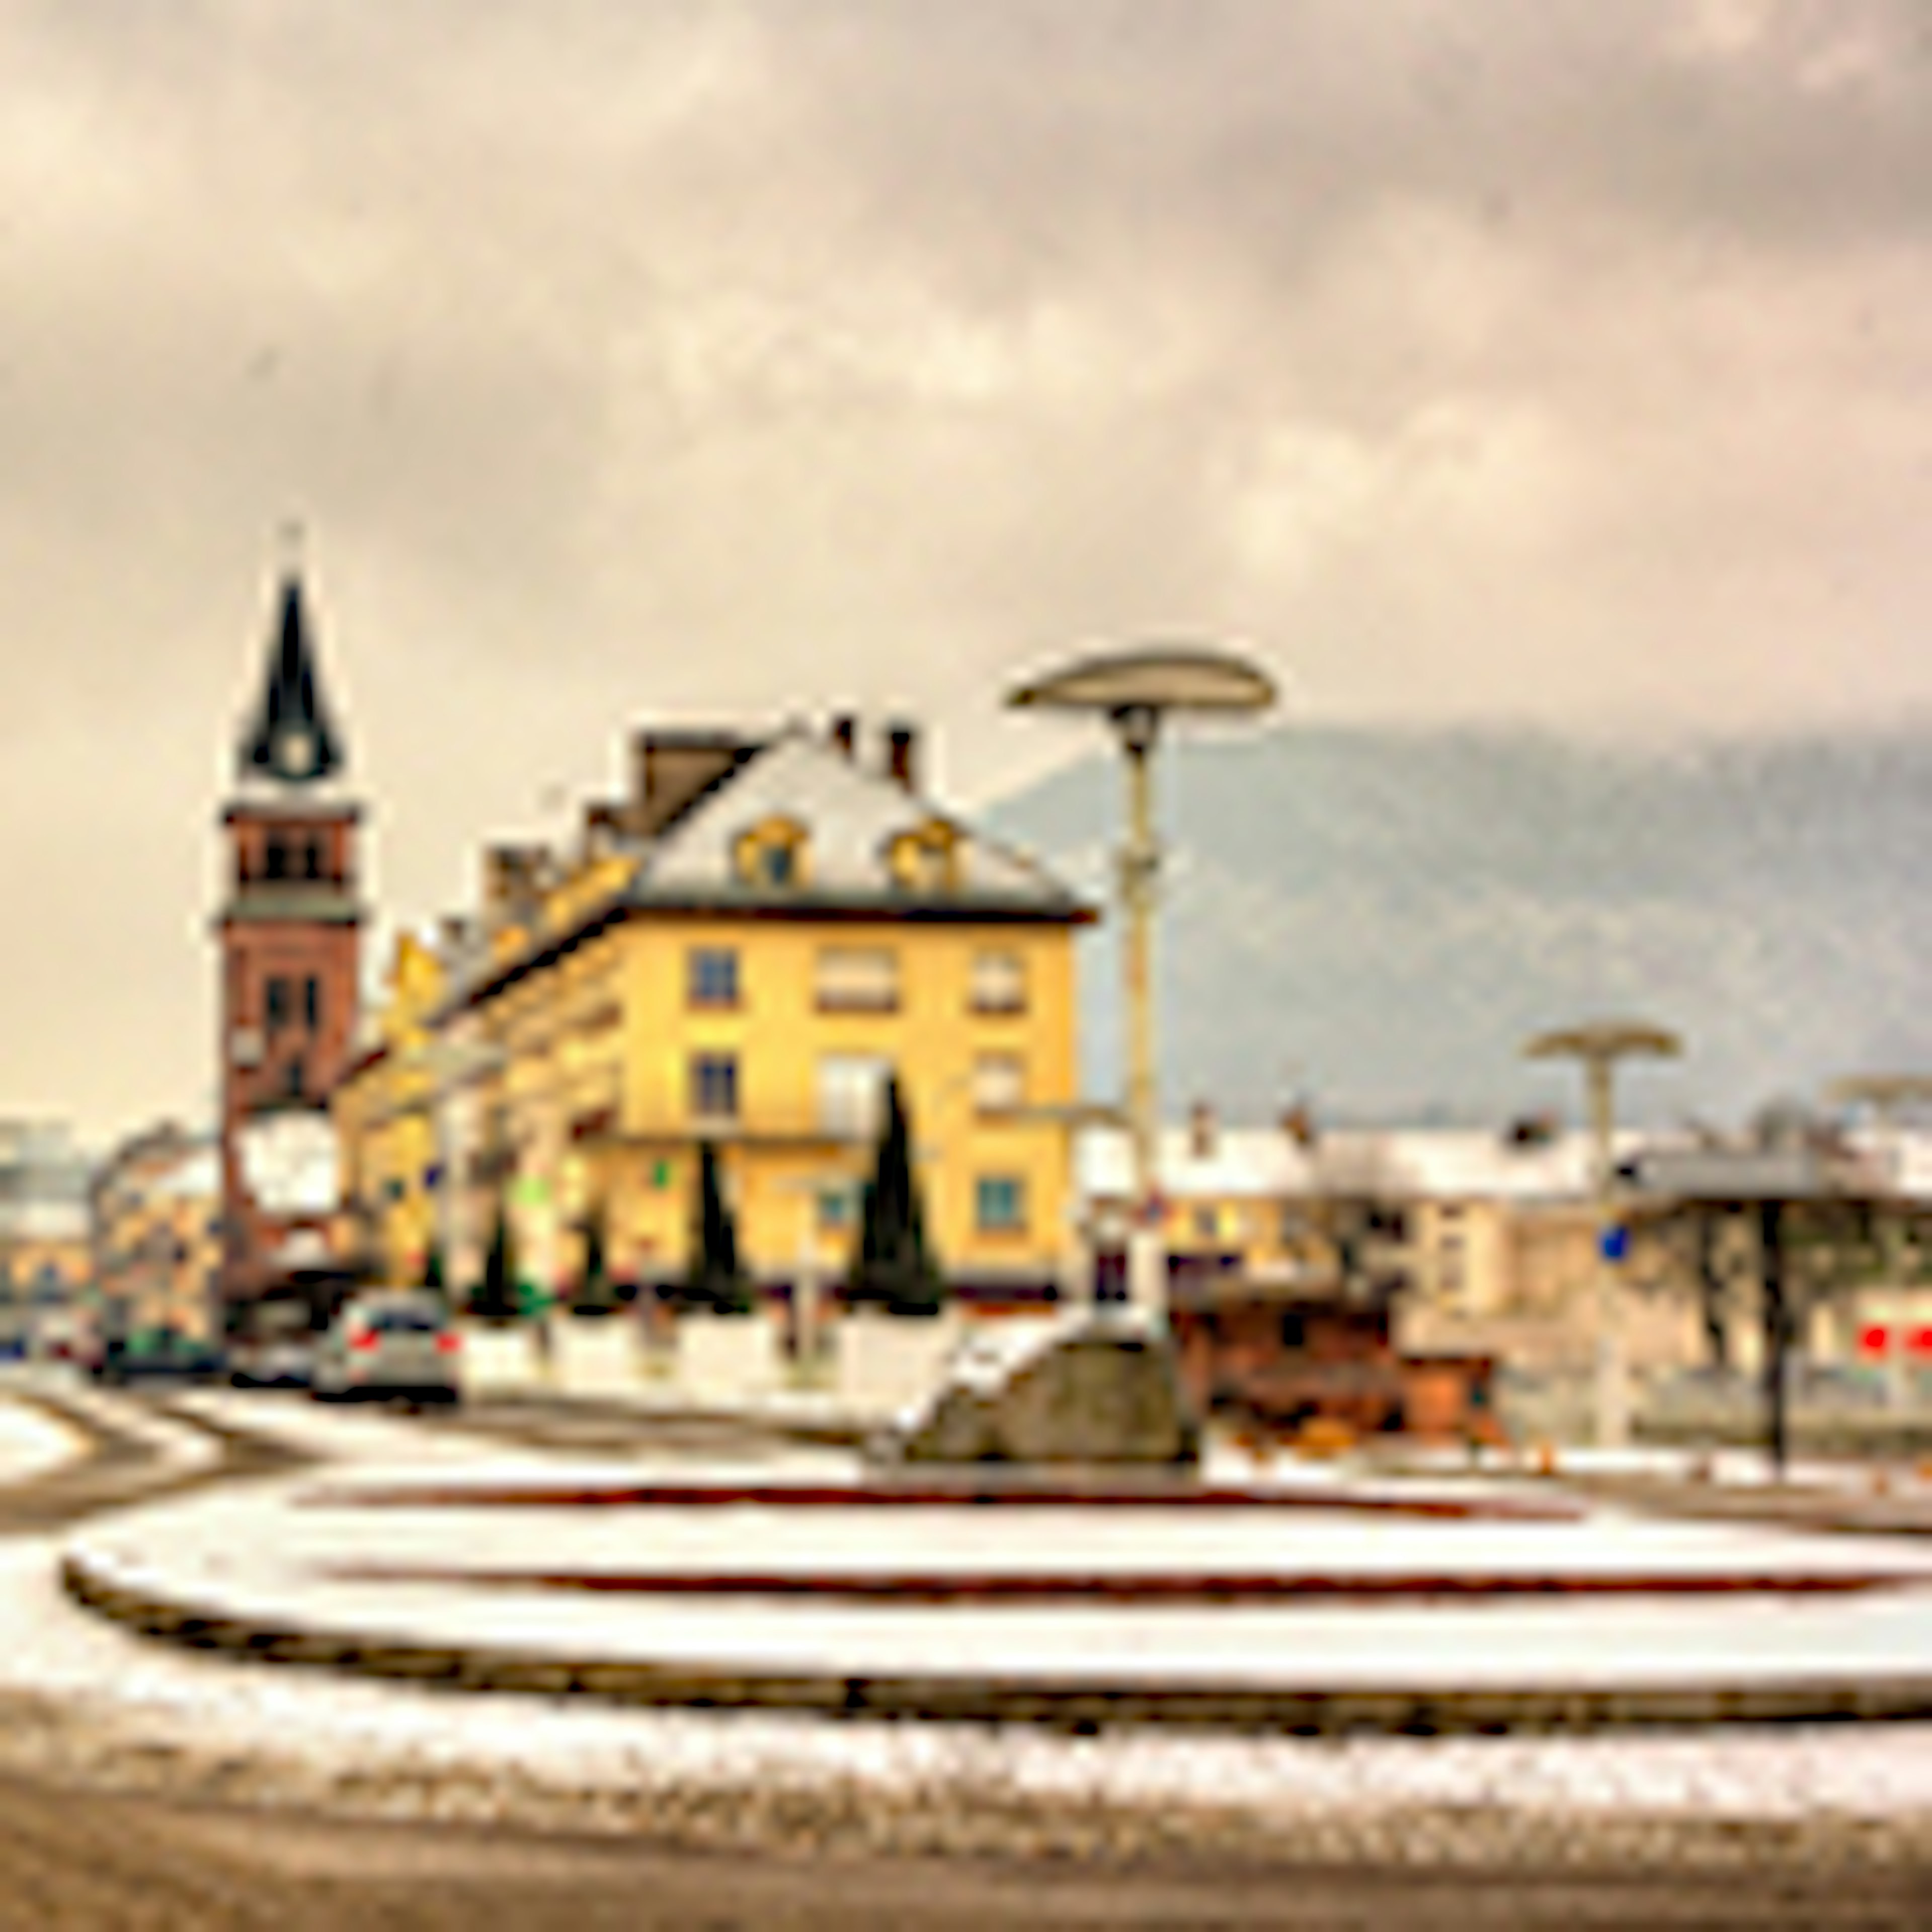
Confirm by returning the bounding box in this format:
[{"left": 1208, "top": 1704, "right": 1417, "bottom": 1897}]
[{"left": 311, "top": 1291, "right": 461, "bottom": 1405}]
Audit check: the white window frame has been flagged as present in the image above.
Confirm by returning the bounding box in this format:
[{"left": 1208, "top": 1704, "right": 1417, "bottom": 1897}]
[
  {"left": 971, "top": 1053, "right": 1026, "bottom": 1117},
  {"left": 969, "top": 949, "right": 1026, "bottom": 1014},
  {"left": 816, "top": 946, "right": 900, "bottom": 1013},
  {"left": 817, "top": 1055, "right": 892, "bottom": 1140}
]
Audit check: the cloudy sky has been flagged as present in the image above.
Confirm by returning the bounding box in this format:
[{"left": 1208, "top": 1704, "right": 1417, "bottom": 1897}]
[{"left": 0, "top": 0, "right": 1925, "bottom": 1147}]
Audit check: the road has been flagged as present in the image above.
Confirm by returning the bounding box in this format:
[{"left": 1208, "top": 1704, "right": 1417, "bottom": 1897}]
[
  {"left": 1, "top": 1380, "right": 1927, "bottom": 1929},
  {"left": 0, "top": 1767, "right": 1925, "bottom": 1931}
]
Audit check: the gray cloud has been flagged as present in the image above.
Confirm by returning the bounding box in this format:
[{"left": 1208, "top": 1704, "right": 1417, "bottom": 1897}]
[{"left": 0, "top": 0, "right": 1924, "bottom": 1142}]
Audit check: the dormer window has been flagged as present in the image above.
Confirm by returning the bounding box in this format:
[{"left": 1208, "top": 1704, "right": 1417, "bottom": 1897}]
[
  {"left": 734, "top": 816, "right": 809, "bottom": 892},
  {"left": 889, "top": 820, "right": 961, "bottom": 895}
]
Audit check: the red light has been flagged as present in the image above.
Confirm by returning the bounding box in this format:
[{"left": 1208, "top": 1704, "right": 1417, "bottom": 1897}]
[
  {"left": 435, "top": 1331, "right": 460, "bottom": 1354},
  {"left": 1860, "top": 1324, "right": 1893, "bottom": 1356},
  {"left": 348, "top": 1329, "right": 379, "bottom": 1352},
  {"left": 1912, "top": 1327, "right": 1932, "bottom": 1357}
]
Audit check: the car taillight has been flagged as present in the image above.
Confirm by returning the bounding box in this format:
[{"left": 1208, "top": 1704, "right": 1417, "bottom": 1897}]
[
  {"left": 435, "top": 1331, "right": 460, "bottom": 1354},
  {"left": 348, "top": 1329, "right": 380, "bottom": 1352}
]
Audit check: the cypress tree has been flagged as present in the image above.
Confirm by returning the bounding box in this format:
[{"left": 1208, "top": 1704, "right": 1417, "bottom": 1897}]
[
  {"left": 470, "top": 1199, "right": 519, "bottom": 1323},
  {"left": 851, "top": 1076, "right": 945, "bottom": 1316},
  {"left": 684, "top": 1142, "right": 751, "bottom": 1315},
  {"left": 574, "top": 1200, "right": 620, "bottom": 1316}
]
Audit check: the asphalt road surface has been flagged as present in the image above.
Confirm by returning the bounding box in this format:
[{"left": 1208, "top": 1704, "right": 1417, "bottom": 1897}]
[{"left": 1, "top": 1771, "right": 1928, "bottom": 1931}]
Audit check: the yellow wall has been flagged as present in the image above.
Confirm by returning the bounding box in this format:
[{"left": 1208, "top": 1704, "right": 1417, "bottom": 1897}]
[
  {"left": 340, "top": 867, "right": 1085, "bottom": 1296},
  {"left": 594, "top": 915, "right": 1076, "bottom": 1282}
]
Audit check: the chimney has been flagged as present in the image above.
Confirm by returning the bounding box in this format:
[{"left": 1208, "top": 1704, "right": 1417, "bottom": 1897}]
[
  {"left": 885, "top": 721, "right": 918, "bottom": 792},
  {"left": 629, "top": 728, "right": 755, "bottom": 838},
  {"left": 482, "top": 844, "right": 549, "bottom": 915},
  {"left": 830, "top": 714, "right": 857, "bottom": 760},
  {"left": 1188, "top": 1101, "right": 1218, "bottom": 1161},
  {"left": 1280, "top": 1104, "right": 1318, "bottom": 1150}
]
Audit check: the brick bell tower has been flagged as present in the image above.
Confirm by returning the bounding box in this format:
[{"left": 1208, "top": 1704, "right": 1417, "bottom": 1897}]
[{"left": 215, "top": 561, "right": 364, "bottom": 1330}]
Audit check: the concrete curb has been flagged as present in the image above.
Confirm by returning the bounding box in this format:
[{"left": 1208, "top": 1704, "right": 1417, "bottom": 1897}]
[{"left": 59, "top": 1548, "right": 1932, "bottom": 1737}]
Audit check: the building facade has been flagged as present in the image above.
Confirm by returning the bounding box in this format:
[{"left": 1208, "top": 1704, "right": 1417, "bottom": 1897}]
[
  {"left": 214, "top": 571, "right": 363, "bottom": 1327},
  {"left": 336, "top": 716, "right": 1094, "bottom": 1307},
  {"left": 0, "top": 1121, "right": 93, "bottom": 1351},
  {"left": 90, "top": 1123, "right": 220, "bottom": 1344}
]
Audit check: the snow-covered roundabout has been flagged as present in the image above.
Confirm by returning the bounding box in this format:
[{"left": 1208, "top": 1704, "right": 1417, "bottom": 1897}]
[
  {"left": 0, "top": 1384, "right": 1926, "bottom": 1869},
  {"left": 57, "top": 1388, "right": 1932, "bottom": 1736}
]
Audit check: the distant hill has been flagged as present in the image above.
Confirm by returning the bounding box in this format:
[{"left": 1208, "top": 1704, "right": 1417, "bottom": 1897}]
[{"left": 982, "top": 726, "right": 1932, "bottom": 1131}]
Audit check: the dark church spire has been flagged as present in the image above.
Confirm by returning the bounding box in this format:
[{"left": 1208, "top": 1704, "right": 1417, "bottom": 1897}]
[{"left": 238, "top": 568, "right": 346, "bottom": 787}]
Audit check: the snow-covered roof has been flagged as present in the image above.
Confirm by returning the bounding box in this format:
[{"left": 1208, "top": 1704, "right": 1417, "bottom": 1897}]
[
  {"left": 632, "top": 727, "right": 1086, "bottom": 916},
  {"left": 1076, "top": 1125, "right": 1654, "bottom": 1205},
  {"left": 152, "top": 1144, "right": 220, "bottom": 1201}
]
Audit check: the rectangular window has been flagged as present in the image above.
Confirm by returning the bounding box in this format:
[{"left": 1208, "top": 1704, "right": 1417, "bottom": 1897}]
[
  {"left": 689, "top": 1053, "right": 739, "bottom": 1122},
  {"left": 969, "top": 950, "right": 1026, "bottom": 1014},
  {"left": 303, "top": 976, "right": 321, "bottom": 1030},
  {"left": 818, "top": 1055, "right": 891, "bottom": 1139},
  {"left": 1193, "top": 1204, "right": 1219, "bottom": 1241},
  {"left": 816, "top": 1186, "right": 853, "bottom": 1233},
  {"left": 975, "top": 1174, "right": 1026, "bottom": 1234},
  {"left": 815, "top": 946, "right": 899, "bottom": 1013},
  {"left": 265, "top": 976, "right": 291, "bottom": 1032},
  {"left": 971, "top": 1053, "right": 1025, "bottom": 1116},
  {"left": 687, "top": 947, "right": 740, "bottom": 1009}
]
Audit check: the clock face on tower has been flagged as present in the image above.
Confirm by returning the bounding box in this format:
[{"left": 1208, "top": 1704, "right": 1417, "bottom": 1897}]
[{"left": 274, "top": 727, "right": 318, "bottom": 782}]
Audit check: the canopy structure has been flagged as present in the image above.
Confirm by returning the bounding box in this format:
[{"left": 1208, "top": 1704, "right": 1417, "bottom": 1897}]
[{"left": 1008, "top": 646, "right": 1277, "bottom": 720}]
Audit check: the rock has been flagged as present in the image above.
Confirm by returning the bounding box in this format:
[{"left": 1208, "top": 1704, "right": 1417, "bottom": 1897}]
[{"left": 876, "top": 1313, "right": 1199, "bottom": 1469}]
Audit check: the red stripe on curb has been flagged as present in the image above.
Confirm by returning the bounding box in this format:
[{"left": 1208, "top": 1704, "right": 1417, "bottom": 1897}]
[
  {"left": 297, "top": 1481, "right": 1583, "bottom": 1522},
  {"left": 316, "top": 1565, "right": 1931, "bottom": 1604}
]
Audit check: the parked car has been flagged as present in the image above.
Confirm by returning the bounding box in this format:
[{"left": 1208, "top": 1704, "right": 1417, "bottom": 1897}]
[
  {"left": 311, "top": 1290, "right": 460, "bottom": 1405},
  {"left": 95, "top": 1327, "right": 227, "bottom": 1387}
]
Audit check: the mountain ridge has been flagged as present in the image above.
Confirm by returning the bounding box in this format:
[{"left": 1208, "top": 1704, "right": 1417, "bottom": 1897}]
[{"left": 981, "top": 723, "right": 1932, "bottom": 1130}]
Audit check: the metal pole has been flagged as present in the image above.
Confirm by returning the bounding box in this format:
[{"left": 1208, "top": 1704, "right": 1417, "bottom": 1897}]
[
  {"left": 1585, "top": 1054, "right": 1626, "bottom": 1450},
  {"left": 1758, "top": 1198, "right": 1789, "bottom": 1480},
  {"left": 1116, "top": 704, "right": 1164, "bottom": 1321}
]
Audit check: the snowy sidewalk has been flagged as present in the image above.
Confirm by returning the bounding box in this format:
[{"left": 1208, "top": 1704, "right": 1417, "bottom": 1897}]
[{"left": 0, "top": 1394, "right": 85, "bottom": 1488}]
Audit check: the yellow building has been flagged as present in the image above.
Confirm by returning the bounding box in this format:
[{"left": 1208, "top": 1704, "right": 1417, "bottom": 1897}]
[
  {"left": 334, "top": 931, "right": 449, "bottom": 1286},
  {"left": 90, "top": 1123, "right": 221, "bottom": 1341},
  {"left": 336, "top": 717, "right": 1095, "bottom": 1307}
]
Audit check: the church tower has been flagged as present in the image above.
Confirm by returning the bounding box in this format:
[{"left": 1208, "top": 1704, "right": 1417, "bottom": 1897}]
[{"left": 215, "top": 564, "right": 364, "bottom": 1324}]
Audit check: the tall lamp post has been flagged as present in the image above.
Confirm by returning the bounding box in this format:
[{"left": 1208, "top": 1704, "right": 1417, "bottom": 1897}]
[
  {"left": 1524, "top": 1018, "right": 1682, "bottom": 1449},
  {"left": 1008, "top": 647, "right": 1276, "bottom": 1323}
]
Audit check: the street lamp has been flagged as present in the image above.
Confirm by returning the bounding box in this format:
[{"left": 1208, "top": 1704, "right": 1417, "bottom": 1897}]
[
  {"left": 1008, "top": 646, "right": 1277, "bottom": 1323},
  {"left": 1524, "top": 1017, "right": 1683, "bottom": 1450}
]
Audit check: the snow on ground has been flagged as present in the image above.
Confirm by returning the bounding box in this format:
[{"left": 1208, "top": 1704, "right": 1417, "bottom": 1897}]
[
  {"left": 9, "top": 1387, "right": 1932, "bottom": 1826},
  {"left": 41, "top": 1376, "right": 223, "bottom": 1479},
  {"left": 63, "top": 1437, "right": 1932, "bottom": 1687},
  {"left": 170, "top": 1387, "right": 856, "bottom": 1483},
  {"left": 10, "top": 1532, "right": 1932, "bottom": 1826},
  {"left": 0, "top": 1394, "right": 84, "bottom": 1486}
]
